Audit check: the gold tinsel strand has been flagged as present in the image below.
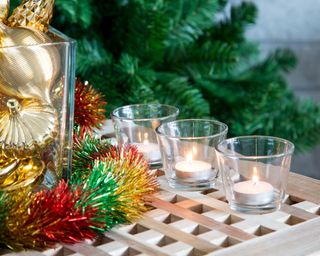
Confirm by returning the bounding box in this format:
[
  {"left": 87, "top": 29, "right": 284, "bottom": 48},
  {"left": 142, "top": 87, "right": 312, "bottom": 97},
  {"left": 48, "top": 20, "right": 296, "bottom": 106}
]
[
  {"left": 98, "top": 148, "right": 159, "bottom": 221},
  {"left": 0, "top": 187, "right": 35, "bottom": 250}
]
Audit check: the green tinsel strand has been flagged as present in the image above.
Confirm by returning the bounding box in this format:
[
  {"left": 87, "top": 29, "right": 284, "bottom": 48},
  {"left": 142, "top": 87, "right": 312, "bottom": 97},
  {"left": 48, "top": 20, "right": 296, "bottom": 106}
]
[
  {"left": 72, "top": 133, "right": 112, "bottom": 176},
  {"left": 70, "top": 160, "right": 127, "bottom": 231},
  {"left": 73, "top": 134, "right": 159, "bottom": 223}
]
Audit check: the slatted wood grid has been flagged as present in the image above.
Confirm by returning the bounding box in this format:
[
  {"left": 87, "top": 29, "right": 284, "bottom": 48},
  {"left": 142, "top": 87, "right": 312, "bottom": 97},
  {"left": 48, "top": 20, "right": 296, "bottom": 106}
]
[{"left": 1, "top": 172, "right": 320, "bottom": 256}]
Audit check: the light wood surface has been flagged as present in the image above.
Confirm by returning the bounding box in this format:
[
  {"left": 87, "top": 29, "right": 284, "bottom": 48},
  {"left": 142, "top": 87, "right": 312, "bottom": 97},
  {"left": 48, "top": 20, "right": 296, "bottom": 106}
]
[
  {"left": 208, "top": 218, "right": 320, "bottom": 256},
  {"left": 1, "top": 172, "right": 319, "bottom": 256},
  {"left": 138, "top": 216, "right": 221, "bottom": 253},
  {"left": 287, "top": 172, "right": 320, "bottom": 204}
]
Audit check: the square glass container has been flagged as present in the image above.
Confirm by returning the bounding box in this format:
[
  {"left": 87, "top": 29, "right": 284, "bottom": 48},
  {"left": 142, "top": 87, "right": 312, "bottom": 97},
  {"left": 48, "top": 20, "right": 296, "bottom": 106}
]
[
  {"left": 216, "top": 136, "right": 295, "bottom": 214},
  {"left": 0, "top": 27, "right": 76, "bottom": 191},
  {"left": 111, "top": 104, "right": 179, "bottom": 169},
  {"left": 156, "top": 119, "right": 228, "bottom": 190}
]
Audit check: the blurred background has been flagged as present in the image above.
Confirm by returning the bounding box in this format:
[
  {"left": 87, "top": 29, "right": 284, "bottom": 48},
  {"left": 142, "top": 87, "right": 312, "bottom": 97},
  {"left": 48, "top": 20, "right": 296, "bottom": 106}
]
[
  {"left": 232, "top": 0, "right": 320, "bottom": 179},
  {"left": 51, "top": 0, "right": 320, "bottom": 179}
]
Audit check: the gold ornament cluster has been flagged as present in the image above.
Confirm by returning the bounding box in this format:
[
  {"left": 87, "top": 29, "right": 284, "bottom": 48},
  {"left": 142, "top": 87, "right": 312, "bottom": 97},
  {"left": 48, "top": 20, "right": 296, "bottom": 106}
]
[{"left": 0, "top": 0, "right": 58, "bottom": 191}]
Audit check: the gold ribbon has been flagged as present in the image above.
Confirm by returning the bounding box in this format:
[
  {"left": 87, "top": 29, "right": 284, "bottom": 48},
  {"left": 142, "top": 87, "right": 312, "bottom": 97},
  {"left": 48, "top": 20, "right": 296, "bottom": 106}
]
[{"left": 0, "top": 0, "right": 9, "bottom": 21}]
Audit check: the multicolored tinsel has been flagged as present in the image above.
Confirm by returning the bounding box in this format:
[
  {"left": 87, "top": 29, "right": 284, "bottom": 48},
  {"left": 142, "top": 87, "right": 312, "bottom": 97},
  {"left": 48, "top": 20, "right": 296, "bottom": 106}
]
[
  {"left": 74, "top": 78, "right": 107, "bottom": 138},
  {"left": 0, "top": 78, "right": 159, "bottom": 251},
  {"left": 0, "top": 166, "right": 124, "bottom": 250},
  {"left": 73, "top": 135, "right": 158, "bottom": 221}
]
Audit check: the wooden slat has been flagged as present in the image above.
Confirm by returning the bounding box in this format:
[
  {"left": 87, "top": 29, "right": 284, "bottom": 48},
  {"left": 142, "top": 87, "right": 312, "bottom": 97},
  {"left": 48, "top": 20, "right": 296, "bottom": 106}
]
[
  {"left": 287, "top": 173, "right": 320, "bottom": 204},
  {"left": 106, "top": 230, "right": 170, "bottom": 256},
  {"left": 148, "top": 196, "right": 255, "bottom": 241},
  {"left": 208, "top": 218, "right": 320, "bottom": 256},
  {"left": 157, "top": 177, "right": 291, "bottom": 231},
  {"left": 1, "top": 252, "right": 46, "bottom": 256},
  {"left": 63, "top": 243, "right": 111, "bottom": 256},
  {"left": 138, "top": 216, "right": 220, "bottom": 254},
  {"left": 280, "top": 204, "right": 319, "bottom": 221},
  {"left": 203, "top": 179, "right": 319, "bottom": 222}
]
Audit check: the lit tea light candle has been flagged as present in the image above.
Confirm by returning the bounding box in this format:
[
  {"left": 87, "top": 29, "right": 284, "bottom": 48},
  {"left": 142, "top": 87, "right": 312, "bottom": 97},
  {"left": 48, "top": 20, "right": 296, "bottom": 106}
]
[
  {"left": 133, "top": 133, "right": 161, "bottom": 162},
  {"left": 233, "top": 167, "right": 274, "bottom": 205},
  {"left": 175, "top": 152, "right": 212, "bottom": 181}
]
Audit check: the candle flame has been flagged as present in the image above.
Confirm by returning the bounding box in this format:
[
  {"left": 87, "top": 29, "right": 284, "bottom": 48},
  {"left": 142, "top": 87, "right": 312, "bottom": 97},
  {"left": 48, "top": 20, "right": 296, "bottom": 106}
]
[
  {"left": 252, "top": 167, "right": 259, "bottom": 185},
  {"left": 143, "top": 133, "right": 149, "bottom": 144},
  {"left": 186, "top": 152, "right": 193, "bottom": 162},
  {"left": 192, "top": 146, "right": 197, "bottom": 155}
]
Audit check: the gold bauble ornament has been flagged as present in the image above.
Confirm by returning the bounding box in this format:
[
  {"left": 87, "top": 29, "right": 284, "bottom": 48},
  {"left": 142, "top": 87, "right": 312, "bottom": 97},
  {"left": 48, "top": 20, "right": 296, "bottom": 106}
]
[
  {"left": 0, "top": 97, "right": 57, "bottom": 159},
  {"left": 0, "top": 0, "right": 60, "bottom": 191},
  {"left": 0, "top": 0, "right": 8, "bottom": 22},
  {"left": 0, "top": 0, "right": 59, "bottom": 104},
  {"left": 0, "top": 156, "right": 19, "bottom": 177},
  {"left": 0, "top": 156, "right": 44, "bottom": 191},
  {"left": 7, "top": 0, "right": 54, "bottom": 32},
  {"left": 0, "top": 21, "right": 60, "bottom": 104}
]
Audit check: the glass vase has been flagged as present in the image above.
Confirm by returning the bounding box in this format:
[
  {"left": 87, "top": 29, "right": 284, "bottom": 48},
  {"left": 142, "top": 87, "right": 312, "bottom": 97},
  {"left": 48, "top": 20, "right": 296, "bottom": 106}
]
[{"left": 0, "top": 28, "right": 76, "bottom": 191}]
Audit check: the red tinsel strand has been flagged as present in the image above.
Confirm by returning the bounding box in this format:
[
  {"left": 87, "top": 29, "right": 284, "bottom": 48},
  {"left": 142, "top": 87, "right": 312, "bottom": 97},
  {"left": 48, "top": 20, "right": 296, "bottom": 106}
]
[
  {"left": 33, "top": 181, "right": 98, "bottom": 244},
  {"left": 91, "top": 144, "right": 147, "bottom": 169},
  {"left": 74, "top": 78, "right": 107, "bottom": 138},
  {"left": 4, "top": 181, "right": 99, "bottom": 249}
]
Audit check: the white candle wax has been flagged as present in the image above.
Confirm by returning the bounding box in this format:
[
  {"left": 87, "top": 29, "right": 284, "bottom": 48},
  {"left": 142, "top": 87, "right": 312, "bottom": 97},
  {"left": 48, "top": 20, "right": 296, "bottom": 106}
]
[
  {"left": 133, "top": 142, "right": 161, "bottom": 162},
  {"left": 175, "top": 160, "right": 212, "bottom": 181},
  {"left": 233, "top": 180, "right": 274, "bottom": 205}
]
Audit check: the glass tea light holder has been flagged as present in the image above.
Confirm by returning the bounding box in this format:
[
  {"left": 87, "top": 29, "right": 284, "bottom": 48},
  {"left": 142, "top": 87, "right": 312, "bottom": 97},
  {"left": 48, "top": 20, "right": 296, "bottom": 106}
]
[
  {"left": 216, "top": 136, "right": 295, "bottom": 214},
  {"left": 156, "top": 119, "right": 228, "bottom": 190},
  {"left": 111, "top": 104, "right": 179, "bottom": 168}
]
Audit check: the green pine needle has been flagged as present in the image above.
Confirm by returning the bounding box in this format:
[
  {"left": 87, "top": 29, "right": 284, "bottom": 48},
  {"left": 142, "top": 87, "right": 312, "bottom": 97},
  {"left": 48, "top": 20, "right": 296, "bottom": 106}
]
[
  {"left": 55, "top": 0, "right": 94, "bottom": 29},
  {"left": 54, "top": 0, "right": 320, "bottom": 151}
]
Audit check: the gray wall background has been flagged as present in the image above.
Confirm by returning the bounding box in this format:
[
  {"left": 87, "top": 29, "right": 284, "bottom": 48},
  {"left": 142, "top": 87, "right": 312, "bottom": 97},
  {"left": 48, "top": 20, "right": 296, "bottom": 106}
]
[{"left": 231, "top": 0, "right": 320, "bottom": 179}]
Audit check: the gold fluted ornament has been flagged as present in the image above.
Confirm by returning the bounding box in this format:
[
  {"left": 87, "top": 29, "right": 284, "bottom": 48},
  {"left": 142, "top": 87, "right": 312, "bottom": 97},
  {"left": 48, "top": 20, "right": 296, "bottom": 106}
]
[
  {"left": 0, "top": 97, "right": 57, "bottom": 159},
  {"left": 7, "top": 0, "right": 54, "bottom": 32},
  {"left": 0, "top": 156, "right": 44, "bottom": 191}
]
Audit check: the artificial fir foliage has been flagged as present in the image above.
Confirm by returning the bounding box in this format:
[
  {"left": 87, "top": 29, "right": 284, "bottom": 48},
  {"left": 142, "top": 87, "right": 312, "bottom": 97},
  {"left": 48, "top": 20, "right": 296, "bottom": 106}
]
[{"left": 50, "top": 0, "right": 319, "bottom": 151}]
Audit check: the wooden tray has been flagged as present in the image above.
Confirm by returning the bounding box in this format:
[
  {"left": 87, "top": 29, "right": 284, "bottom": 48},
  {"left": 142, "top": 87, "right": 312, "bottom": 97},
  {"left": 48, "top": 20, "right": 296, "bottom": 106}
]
[{"left": 2, "top": 172, "right": 320, "bottom": 256}]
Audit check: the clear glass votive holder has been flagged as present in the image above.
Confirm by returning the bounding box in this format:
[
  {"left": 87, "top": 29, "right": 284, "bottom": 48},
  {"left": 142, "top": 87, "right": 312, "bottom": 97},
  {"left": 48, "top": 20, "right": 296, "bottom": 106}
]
[
  {"left": 111, "top": 104, "right": 179, "bottom": 168},
  {"left": 156, "top": 119, "right": 228, "bottom": 190},
  {"left": 216, "top": 136, "right": 295, "bottom": 214}
]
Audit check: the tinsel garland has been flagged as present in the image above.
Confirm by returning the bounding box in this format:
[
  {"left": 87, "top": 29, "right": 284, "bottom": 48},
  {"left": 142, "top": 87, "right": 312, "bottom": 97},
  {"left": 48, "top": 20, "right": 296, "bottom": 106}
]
[
  {"left": 74, "top": 78, "right": 107, "bottom": 138},
  {"left": 73, "top": 135, "right": 158, "bottom": 221},
  {"left": 0, "top": 78, "right": 159, "bottom": 251}
]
